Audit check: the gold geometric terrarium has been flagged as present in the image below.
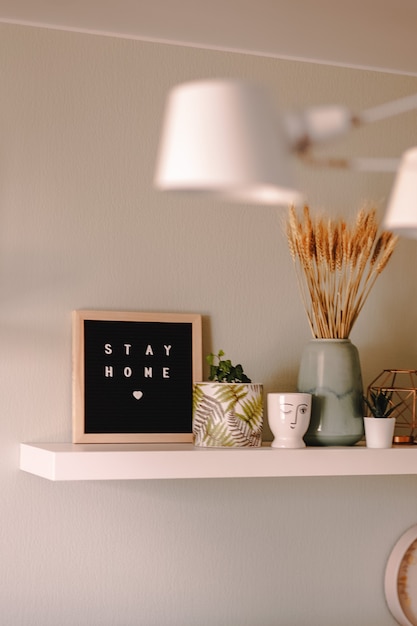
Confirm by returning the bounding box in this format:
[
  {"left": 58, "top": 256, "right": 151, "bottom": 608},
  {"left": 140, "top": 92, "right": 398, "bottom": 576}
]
[{"left": 367, "top": 370, "right": 417, "bottom": 443}]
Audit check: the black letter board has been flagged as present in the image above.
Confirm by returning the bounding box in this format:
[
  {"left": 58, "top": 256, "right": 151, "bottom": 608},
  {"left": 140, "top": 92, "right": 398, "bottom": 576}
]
[{"left": 72, "top": 310, "right": 202, "bottom": 443}]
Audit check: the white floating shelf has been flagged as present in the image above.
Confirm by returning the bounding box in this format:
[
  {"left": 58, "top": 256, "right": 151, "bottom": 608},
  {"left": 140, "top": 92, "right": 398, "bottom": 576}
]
[{"left": 20, "top": 442, "right": 417, "bottom": 481}]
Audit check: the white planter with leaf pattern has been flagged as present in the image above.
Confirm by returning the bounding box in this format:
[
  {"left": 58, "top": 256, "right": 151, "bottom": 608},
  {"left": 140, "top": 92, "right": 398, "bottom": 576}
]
[{"left": 192, "top": 382, "right": 263, "bottom": 447}]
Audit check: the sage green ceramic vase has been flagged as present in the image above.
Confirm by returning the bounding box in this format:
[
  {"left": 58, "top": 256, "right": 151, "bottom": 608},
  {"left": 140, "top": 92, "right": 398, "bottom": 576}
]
[{"left": 297, "top": 339, "right": 364, "bottom": 446}]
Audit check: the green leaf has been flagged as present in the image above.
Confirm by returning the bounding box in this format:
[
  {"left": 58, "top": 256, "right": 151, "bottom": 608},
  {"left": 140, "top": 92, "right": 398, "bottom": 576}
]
[
  {"left": 205, "top": 350, "right": 252, "bottom": 383},
  {"left": 363, "top": 390, "right": 401, "bottom": 418}
]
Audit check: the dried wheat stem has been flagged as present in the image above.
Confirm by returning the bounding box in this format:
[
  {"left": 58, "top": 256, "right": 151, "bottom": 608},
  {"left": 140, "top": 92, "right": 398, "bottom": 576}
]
[{"left": 286, "top": 206, "right": 398, "bottom": 338}]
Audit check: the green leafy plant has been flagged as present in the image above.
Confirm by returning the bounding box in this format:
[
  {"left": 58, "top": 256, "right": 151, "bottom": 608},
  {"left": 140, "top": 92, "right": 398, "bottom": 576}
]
[
  {"left": 363, "top": 389, "right": 400, "bottom": 418},
  {"left": 206, "top": 350, "right": 252, "bottom": 383}
]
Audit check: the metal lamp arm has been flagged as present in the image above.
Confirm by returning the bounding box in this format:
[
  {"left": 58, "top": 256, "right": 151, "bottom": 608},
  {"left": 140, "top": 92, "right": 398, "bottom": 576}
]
[{"left": 285, "top": 92, "right": 417, "bottom": 172}]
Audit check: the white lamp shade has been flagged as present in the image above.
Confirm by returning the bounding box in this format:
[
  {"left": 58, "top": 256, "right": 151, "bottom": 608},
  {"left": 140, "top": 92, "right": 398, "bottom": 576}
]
[
  {"left": 384, "top": 147, "right": 417, "bottom": 237},
  {"left": 154, "top": 79, "right": 303, "bottom": 205}
]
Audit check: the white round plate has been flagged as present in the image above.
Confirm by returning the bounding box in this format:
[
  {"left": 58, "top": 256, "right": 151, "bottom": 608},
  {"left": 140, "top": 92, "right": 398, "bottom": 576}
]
[{"left": 385, "top": 524, "right": 417, "bottom": 626}]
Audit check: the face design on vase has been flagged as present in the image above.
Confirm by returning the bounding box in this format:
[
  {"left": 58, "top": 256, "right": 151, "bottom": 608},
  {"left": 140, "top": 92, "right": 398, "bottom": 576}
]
[
  {"left": 268, "top": 392, "right": 311, "bottom": 448},
  {"left": 280, "top": 402, "right": 309, "bottom": 429}
]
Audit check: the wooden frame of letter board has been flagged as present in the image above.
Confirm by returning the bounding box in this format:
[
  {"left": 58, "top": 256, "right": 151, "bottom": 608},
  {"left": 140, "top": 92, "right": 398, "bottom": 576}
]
[{"left": 72, "top": 310, "right": 203, "bottom": 443}]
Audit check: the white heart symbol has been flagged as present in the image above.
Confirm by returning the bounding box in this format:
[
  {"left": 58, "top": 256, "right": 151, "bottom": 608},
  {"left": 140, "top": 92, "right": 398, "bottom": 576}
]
[{"left": 133, "top": 391, "right": 143, "bottom": 400}]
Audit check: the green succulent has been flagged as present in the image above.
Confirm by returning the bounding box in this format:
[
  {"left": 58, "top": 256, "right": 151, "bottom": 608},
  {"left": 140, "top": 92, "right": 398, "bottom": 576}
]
[
  {"left": 363, "top": 389, "right": 399, "bottom": 418},
  {"left": 206, "top": 350, "right": 252, "bottom": 383}
]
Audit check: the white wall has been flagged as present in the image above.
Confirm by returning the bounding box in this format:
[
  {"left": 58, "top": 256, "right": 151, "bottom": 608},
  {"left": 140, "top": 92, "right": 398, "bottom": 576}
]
[{"left": 2, "top": 22, "right": 417, "bottom": 625}]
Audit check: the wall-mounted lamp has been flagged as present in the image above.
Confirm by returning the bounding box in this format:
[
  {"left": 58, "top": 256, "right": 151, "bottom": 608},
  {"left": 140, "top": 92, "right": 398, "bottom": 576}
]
[
  {"left": 154, "top": 79, "right": 417, "bottom": 237},
  {"left": 384, "top": 147, "right": 417, "bottom": 238}
]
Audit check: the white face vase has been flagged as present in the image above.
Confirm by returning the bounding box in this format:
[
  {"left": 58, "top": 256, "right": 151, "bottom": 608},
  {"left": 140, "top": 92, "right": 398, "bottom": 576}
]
[{"left": 268, "top": 393, "right": 312, "bottom": 448}]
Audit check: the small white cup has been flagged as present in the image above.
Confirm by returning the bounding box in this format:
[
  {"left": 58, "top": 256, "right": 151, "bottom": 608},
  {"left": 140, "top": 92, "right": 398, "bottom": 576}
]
[
  {"left": 268, "top": 392, "right": 312, "bottom": 448},
  {"left": 364, "top": 417, "right": 395, "bottom": 448}
]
